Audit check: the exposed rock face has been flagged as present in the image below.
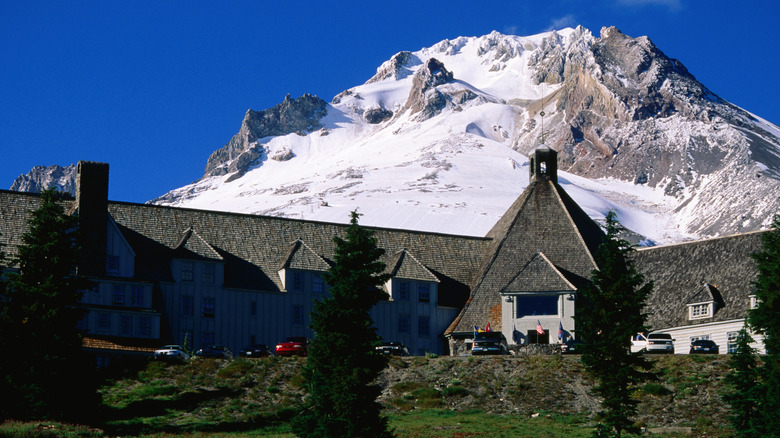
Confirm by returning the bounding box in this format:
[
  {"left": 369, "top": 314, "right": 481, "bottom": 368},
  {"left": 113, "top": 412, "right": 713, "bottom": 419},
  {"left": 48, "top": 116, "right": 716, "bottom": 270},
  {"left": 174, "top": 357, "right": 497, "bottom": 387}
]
[
  {"left": 510, "top": 26, "right": 780, "bottom": 235},
  {"left": 404, "top": 58, "right": 456, "bottom": 120},
  {"left": 366, "top": 51, "right": 417, "bottom": 84},
  {"left": 203, "top": 94, "right": 327, "bottom": 178},
  {"left": 10, "top": 164, "right": 77, "bottom": 196},
  {"left": 364, "top": 107, "right": 393, "bottom": 124}
]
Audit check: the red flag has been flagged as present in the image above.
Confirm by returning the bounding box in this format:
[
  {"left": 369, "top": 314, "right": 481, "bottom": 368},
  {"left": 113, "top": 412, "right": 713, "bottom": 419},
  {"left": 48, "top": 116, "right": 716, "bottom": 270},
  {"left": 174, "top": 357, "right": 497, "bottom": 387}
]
[
  {"left": 536, "top": 320, "right": 544, "bottom": 335},
  {"left": 486, "top": 322, "right": 492, "bottom": 332}
]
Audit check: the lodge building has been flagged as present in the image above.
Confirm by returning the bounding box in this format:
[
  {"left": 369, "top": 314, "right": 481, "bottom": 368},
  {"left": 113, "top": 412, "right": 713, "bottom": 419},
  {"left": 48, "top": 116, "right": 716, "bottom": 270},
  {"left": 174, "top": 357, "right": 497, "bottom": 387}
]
[{"left": 0, "top": 148, "right": 766, "bottom": 365}]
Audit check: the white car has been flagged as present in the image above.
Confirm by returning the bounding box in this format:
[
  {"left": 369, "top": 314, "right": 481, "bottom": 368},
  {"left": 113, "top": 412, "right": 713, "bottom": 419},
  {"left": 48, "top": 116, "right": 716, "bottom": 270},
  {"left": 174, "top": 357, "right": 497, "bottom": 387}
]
[
  {"left": 630, "top": 333, "right": 675, "bottom": 354},
  {"left": 154, "top": 344, "right": 190, "bottom": 361}
]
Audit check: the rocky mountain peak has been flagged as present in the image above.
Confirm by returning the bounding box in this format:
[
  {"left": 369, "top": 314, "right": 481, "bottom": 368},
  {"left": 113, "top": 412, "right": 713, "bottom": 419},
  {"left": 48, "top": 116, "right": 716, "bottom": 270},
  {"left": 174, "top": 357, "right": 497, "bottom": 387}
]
[
  {"left": 202, "top": 93, "right": 327, "bottom": 179},
  {"left": 404, "top": 58, "right": 457, "bottom": 120},
  {"left": 10, "top": 164, "right": 77, "bottom": 196}
]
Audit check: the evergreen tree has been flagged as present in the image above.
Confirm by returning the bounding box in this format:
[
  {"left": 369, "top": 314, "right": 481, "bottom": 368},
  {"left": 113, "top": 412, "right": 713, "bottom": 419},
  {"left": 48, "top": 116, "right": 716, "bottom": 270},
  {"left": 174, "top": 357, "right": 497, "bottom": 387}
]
[
  {"left": 746, "top": 214, "right": 780, "bottom": 434},
  {"left": 292, "top": 211, "right": 392, "bottom": 438},
  {"left": 0, "top": 189, "right": 96, "bottom": 422},
  {"left": 723, "top": 328, "right": 763, "bottom": 438},
  {"left": 576, "top": 211, "right": 654, "bottom": 437}
]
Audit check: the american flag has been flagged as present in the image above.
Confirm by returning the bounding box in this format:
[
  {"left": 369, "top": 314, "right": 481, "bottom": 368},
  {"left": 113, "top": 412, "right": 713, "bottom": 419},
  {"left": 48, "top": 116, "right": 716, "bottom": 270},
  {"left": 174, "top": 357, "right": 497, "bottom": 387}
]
[{"left": 536, "top": 320, "right": 544, "bottom": 335}]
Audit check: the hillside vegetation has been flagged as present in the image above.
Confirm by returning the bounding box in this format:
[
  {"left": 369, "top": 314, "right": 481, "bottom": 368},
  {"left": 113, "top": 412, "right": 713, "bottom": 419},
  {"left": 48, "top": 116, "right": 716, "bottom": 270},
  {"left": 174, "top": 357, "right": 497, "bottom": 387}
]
[{"left": 1, "top": 354, "right": 736, "bottom": 437}]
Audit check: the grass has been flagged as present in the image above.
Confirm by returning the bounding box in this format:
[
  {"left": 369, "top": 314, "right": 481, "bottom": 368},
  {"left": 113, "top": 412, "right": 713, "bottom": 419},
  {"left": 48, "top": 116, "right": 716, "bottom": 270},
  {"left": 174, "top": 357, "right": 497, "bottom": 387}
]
[{"left": 0, "top": 354, "right": 738, "bottom": 437}]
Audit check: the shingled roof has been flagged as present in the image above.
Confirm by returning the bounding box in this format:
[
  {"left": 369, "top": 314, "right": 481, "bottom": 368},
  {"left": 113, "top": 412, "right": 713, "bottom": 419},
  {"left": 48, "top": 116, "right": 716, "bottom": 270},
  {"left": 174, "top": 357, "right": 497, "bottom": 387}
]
[
  {"left": 446, "top": 178, "right": 604, "bottom": 335},
  {"left": 632, "top": 230, "right": 765, "bottom": 330},
  {"left": 279, "top": 238, "right": 331, "bottom": 272},
  {"left": 501, "top": 251, "right": 577, "bottom": 294},
  {"left": 386, "top": 248, "right": 440, "bottom": 283}
]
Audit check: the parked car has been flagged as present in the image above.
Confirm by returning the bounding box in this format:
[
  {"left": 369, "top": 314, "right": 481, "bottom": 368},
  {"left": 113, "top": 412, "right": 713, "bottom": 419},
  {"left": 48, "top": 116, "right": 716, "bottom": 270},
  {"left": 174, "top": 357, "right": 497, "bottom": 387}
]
[
  {"left": 471, "top": 331, "right": 509, "bottom": 355},
  {"left": 689, "top": 339, "right": 719, "bottom": 354},
  {"left": 375, "top": 342, "right": 410, "bottom": 356},
  {"left": 275, "top": 336, "right": 310, "bottom": 357},
  {"left": 153, "top": 344, "right": 190, "bottom": 361},
  {"left": 560, "top": 339, "right": 584, "bottom": 354},
  {"left": 239, "top": 344, "right": 275, "bottom": 358},
  {"left": 193, "top": 345, "right": 233, "bottom": 359},
  {"left": 631, "top": 332, "right": 675, "bottom": 354}
]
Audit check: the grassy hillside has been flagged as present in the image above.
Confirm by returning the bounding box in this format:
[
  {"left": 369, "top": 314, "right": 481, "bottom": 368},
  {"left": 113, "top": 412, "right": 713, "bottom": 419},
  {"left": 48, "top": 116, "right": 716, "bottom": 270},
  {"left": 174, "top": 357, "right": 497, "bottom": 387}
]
[{"left": 0, "top": 354, "right": 736, "bottom": 437}]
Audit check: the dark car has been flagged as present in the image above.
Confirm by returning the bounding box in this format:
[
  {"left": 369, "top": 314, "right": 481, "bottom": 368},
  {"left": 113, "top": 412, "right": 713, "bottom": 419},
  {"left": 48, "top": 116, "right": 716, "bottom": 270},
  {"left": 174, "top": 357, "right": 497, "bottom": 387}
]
[
  {"left": 193, "top": 345, "right": 233, "bottom": 359},
  {"left": 689, "top": 339, "right": 719, "bottom": 354},
  {"left": 560, "top": 339, "right": 584, "bottom": 354},
  {"left": 239, "top": 344, "right": 275, "bottom": 358},
  {"left": 275, "top": 336, "right": 310, "bottom": 357},
  {"left": 471, "top": 331, "right": 509, "bottom": 355},
  {"left": 375, "top": 342, "right": 410, "bottom": 356}
]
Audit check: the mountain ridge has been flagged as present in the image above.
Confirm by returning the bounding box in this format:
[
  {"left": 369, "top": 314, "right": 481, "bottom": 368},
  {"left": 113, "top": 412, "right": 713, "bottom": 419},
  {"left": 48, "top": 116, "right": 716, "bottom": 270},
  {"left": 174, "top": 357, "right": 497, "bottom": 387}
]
[{"left": 12, "top": 26, "right": 780, "bottom": 244}]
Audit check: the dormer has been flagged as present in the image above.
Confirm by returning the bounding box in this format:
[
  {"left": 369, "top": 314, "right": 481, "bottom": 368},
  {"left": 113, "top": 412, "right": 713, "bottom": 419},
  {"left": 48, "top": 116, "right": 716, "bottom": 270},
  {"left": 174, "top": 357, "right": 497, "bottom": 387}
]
[
  {"left": 686, "top": 283, "right": 723, "bottom": 320},
  {"left": 384, "top": 248, "right": 440, "bottom": 302},
  {"left": 277, "top": 239, "right": 330, "bottom": 292},
  {"left": 529, "top": 147, "right": 558, "bottom": 183}
]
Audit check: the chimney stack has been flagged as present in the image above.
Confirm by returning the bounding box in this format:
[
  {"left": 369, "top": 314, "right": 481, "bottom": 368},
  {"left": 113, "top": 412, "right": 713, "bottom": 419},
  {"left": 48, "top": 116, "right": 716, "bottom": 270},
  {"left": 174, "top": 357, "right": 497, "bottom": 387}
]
[{"left": 75, "top": 161, "right": 109, "bottom": 276}]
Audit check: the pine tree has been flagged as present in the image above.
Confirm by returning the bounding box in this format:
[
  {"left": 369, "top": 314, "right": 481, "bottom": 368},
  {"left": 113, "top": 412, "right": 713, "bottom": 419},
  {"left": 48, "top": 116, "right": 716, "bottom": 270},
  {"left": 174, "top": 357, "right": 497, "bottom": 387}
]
[
  {"left": 746, "top": 214, "right": 780, "bottom": 434},
  {"left": 292, "top": 211, "right": 392, "bottom": 438},
  {"left": 576, "top": 211, "right": 654, "bottom": 437},
  {"left": 723, "top": 328, "right": 762, "bottom": 438},
  {"left": 0, "top": 189, "right": 97, "bottom": 422}
]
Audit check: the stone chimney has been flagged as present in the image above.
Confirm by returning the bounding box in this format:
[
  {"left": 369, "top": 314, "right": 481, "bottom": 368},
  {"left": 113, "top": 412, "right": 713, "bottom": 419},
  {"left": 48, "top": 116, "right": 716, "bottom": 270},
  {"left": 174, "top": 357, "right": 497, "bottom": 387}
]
[
  {"left": 75, "top": 161, "right": 109, "bottom": 276},
  {"left": 529, "top": 147, "right": 558, "bottom": 183}
]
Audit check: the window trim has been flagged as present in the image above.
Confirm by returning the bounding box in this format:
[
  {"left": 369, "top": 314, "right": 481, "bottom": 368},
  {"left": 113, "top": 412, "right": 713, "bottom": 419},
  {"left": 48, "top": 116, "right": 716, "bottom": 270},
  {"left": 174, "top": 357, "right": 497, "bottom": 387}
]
[{"left": 688, "top": 302, "right": 712, "bottom": 320}]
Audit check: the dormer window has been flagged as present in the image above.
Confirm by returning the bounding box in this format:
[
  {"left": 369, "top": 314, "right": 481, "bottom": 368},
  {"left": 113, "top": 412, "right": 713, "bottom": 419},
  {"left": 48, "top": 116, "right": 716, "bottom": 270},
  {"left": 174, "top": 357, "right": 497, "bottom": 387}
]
[
  {"left": 750, "top": 295, "right": 759, "bottom": 309},
  {"left": 689, "top": 302, "right": 712, "bottom": 319},
  {"left": 106, "top": 255, "right": 120, "bottom": 273}
]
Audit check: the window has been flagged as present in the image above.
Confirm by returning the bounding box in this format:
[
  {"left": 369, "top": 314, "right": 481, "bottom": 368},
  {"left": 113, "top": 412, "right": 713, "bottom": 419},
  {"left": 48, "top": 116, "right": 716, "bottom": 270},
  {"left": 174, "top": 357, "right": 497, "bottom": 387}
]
[
  {"left": 181, "top": 295, "right": 194, "bottom": 316},
  {"left": 112, "top": 285, "right": 125, "bottom": 305},
  {"left": 120, "top": 315, "right": 132, "bottom": 336},
  {"left": 139, "top": 317, "right": 152, "bottom": 337},
  {"left": 106, "top": 255, "right": 120, "bottom": 273},
  {"left": 690, "top": 334, "right": 710, "bottom": 343},
  {"left": 398, "top": 282, "right": 410, "bottom": 301},
  {"left": 689, "top": 303, "right": 711, "bottom": 319},
  {"left": 417, "top": 316, "right": 430, "bottom": 338},
  {"left": 515, "top": 295, "right": 558, "bottom": 317},
  {"left": 728, "top": 331, "right": 740, "bottom": 354},
  {"left": 202, "top": 297, "right": 215, "bottom": 318},
  {"left": 417, "top": 283, "right": 431, "bottom": 303},
  {"left": 97, "top": 313, "right": 111, "bottom": 332},
  {"left": 313, "top": 275, "right": 325, "bottom": 294},
  {"left": 131, "top": 286, "right": 144, "bottom": 307},
  {"left": 203, "top": 263, "right": 215, "bottom": 284},
  {"left": 182, "top": 261, "right": 194, "bottom": 282},
  {"left": 292, "top": 305, "right": 305, "bottom": 325},
  {"left": 292, "top": 271, "right": 304, "bottom": 291},
  {"left": 398, "top": 314, "right": 411, "bottom": 334},
  {"left": 250, "top": 301, "right": 257, "bottom": 318},
  {"left": 750, "top": 295, "right": 759, "bottom": 309}
]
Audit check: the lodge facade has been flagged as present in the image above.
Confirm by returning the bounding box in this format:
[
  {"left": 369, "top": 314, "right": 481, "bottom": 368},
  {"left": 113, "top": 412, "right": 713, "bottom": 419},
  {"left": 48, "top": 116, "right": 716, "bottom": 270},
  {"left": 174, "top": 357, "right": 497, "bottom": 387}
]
[{"left": 0, "top": 149, "right": 767, "bottom": 365}]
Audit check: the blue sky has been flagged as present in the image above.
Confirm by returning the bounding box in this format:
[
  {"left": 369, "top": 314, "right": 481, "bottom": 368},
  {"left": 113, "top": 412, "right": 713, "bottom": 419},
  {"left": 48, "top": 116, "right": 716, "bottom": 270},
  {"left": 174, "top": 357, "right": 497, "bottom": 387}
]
[{"left": 2, "top": 1, "right": 778, "bottom": 203}]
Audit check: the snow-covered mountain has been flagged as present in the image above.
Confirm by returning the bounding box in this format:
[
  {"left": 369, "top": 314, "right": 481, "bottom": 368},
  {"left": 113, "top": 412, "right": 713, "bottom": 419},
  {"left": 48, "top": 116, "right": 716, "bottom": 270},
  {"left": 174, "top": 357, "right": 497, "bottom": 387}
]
[
  {"left": 10, "top": 164, "right": 77, "bottom": 197},
  {"left": 151, "top": 26, "right": 780, "bottom": 244},
  {"left": 15, "top": 26, "right": 779, "bottom": 245}
]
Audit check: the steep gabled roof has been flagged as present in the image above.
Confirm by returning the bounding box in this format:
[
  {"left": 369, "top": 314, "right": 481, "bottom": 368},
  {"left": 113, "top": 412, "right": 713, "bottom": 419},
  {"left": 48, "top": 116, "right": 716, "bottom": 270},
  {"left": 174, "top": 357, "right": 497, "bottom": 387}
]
[
  {"left": 632, "top": 230, "right": 765, "bottom": 330},
  {"left": 447, "top": 179, "right": 604, "bottom": 335},
  {"left": 175, "top": 227, "right": 224, "bottom": 261},
  {"left": 501, "top": 251, "right": 577, "bottom": 293},
  {"left": 386, "top": 248, "right": 440, "bottom": 283},
  {"left": 279, "top": 238, "right": 331, "bottom": 272}
]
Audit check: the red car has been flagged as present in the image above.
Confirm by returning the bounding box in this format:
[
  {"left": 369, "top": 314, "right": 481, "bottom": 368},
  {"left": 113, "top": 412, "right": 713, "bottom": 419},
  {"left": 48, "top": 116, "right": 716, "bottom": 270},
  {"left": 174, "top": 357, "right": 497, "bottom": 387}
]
[{"left": 275, "top": 336, "right": 310, "bottom": 357}]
